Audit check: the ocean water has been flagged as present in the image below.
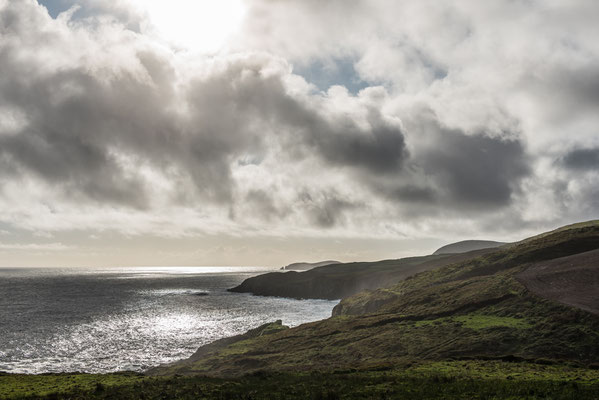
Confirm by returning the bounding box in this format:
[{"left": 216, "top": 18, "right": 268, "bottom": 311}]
[{"left": 0, "top": 266, "right": 338, "bottom": 374}]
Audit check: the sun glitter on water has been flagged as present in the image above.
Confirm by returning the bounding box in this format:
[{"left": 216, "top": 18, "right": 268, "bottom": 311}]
[{"left": 138, "top": 0, "right": 247, "bottom": 53}]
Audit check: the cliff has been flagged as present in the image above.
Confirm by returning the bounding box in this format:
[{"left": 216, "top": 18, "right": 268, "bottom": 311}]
[{"left": 229, "top": 249, "right": 497, "bottom": 300}]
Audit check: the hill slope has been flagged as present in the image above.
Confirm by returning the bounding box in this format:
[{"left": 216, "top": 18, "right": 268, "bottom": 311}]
[
  {"left": 153, "top": 220, "right": 599, "bottom": 377},
  {"left": 229, "top": 249, "right": 496, "bottom": 300},
  {"left": 433, "top": 240, "right": 507, "bottom": 255},
  {"left": 516, "top": 248, "right": 599, "bottom": 315},
  {"left": 281, "top": 260, "right": 339, "bottom": 270}
]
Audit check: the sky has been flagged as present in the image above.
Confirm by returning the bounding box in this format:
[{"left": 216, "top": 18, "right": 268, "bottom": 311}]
[{"left": 0, "top": 0, "right": 598, "bottom": 267}]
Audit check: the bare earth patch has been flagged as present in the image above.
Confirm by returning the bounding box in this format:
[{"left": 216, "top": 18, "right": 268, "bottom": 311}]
[{"left": 517, "top": 248, "right": 599, "bottom": 315}]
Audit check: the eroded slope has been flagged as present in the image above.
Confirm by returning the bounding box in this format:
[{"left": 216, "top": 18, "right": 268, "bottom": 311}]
[{"left": 517, "top": 248, "right": 599, "bottom": 315}]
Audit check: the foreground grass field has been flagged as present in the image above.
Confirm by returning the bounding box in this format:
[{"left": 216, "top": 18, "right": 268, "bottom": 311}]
[{"left": 2, "top": 360, "right": 599, "bottom": 399}]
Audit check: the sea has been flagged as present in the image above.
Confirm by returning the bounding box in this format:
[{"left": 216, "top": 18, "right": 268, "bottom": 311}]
[{"left": 0, "top": 266, "right": 338, "bottom": 374}]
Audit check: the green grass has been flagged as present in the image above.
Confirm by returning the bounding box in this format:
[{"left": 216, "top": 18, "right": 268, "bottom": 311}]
[
  {"left": 414, "top": 315, "right": 532, "bottom": 330},
  {"left": 231, "top": 252, "right": 487, "bottom": 301},
  {"left": 259, "top": 321, "right": 288, "bottom": 335},
  {"left": 455, "top": 314, "right": 533, "bottom": 330},
  {"left": 411, "top": 361, "right": 599, "bottom": 382},
  {"left": 3, "top": 361, "right": 599, "bottom": 399},
  {"left": 0, "top": 372, "right": 145, "bottom": 399}
]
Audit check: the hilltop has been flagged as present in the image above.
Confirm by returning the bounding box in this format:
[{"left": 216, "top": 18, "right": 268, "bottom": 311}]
[
  {"left": 280, "top": 260, "right": 340, "bottom": 271},
  {"left": 433, "top": 240, "right": 507, "bottom": 255}
]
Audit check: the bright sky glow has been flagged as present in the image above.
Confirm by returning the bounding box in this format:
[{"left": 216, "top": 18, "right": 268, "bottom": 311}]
[{"left": 138, "top": 0, "right": 246, "bottom": 52}]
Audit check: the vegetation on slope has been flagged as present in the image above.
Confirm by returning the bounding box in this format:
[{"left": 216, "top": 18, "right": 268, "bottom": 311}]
[
  {"left": 147, "top": 321, "right": 288, "bottom": 375},
  {"left": 281, "top": 260, "right": 340, "bottom": 271},
  {"left": 335, "top": 220, "right": 599, "bottom": 315},
  {"left": 4, "top": 361, "right": 599, "bottom": 399},
  {"left": 433, "top": 240, "right": 507, "bottom": 255},
  {"left": 229, "top": 249, "right": 496, "bottom": 300},
  {"left": 154, "top": 221, "right": 599, "bottom": 377}
]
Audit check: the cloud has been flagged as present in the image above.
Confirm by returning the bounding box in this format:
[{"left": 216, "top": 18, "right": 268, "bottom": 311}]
[
  {"left": 296, "top": 190, "right": 359, "bottom": 228},
  {"left": 562, "top": 148, "right": 599, "bottom": 170},
  {"left": 411, "top": 112, "right": 529, "bottom": 208},
  {"left": 0, "top": 1, "right": 412, "bottom": 232},
  {"left": 0, "top": 0, "right": 598, "bottom": 262},
  {"left": 0, "top": 242, "right": 72, "bottom": 251}
]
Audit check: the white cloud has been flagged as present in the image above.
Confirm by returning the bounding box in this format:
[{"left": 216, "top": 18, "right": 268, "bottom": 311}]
[
  {"left": 0, "top": 0, "right": 598, "bottom": 265},
  {"left": 0, "top": 242, "right": 72, "bottom": 251}
]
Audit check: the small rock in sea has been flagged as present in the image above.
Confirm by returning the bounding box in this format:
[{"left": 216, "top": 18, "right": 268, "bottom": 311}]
[{"left": 192, "top": 292, "right": 209, "bottom": 296}]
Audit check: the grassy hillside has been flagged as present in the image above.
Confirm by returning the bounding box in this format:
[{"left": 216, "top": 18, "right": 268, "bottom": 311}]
[
  {"left": 335, "top": 220, "right": 599, "bottom": 316},
  {"left": 229, "top": 249, "right": 497, "bottom": 300},
  {"left": 433, "top": 240, "right": 507, "bottom": 255},
  {"left": 154, "top": 220, "right": 599, "bottom": 377},
  {"left": 282, "top": 260, "right": 340, "bottom": 270},
  {"left": 4, "top": 361, "right": 599, "bottom": 399}
]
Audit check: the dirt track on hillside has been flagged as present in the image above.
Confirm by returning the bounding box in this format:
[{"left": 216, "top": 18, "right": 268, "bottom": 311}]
[{"left": 516, "top": 248, "right": 599, "bottom": 315}]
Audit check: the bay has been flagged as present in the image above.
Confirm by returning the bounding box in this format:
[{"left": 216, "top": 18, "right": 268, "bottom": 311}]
[{"left": 0, "top": 266, "right": 338, "bottom": 374}]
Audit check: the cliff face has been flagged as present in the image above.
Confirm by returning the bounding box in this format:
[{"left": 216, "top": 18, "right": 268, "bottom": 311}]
[
  {"left": 229, "top": 270, "right": 362, "bottom": 300},
  {"left": 229, "top": 249, "right": 498, "bottom": 300}
]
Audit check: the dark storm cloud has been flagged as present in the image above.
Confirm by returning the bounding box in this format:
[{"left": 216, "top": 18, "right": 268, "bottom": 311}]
[
  {"left": 182, "top": 57, "right": 407, "bottom": 204},
  {"left": 243, "top": 189, "right": 288, "bottom": 221},
  {"left": 189, "top": 60, "right": 408, "bottom": 177},
  {"left": 384, "top": 185, "right": 437, "bottom": 203},
  {"left": 562, "top": 148, "right": 599, "bottom": 171},
  {"left": 563, "top": 68, "right": 599, "bottom": 109},
  {"left": 0, "top": 4, "right": 521, "bottom": 224},
  {"left": 0, "top": 1, "right": 408, "bottom": 215},
  {"left": 371, "top": 112, "right": 531, "bottom": 211},
  {"left": 298, "top": 190, "right": 357, "bottom": 228},
  {"left": 0, "top": 50, "right": 254, "bottom": 206},
  {"left": 181, "top": 59, "right": 407, "bottom": 228},
  {"left": 421, "top": 125, "right": 530, "bottom": 207},
  {"left": 0, "top": 60, "right": 150, "bottom": 207},
  {"left": 308, "top": 112, "right": 407, "bottom": 175},
  {"left": 0, "top": 2, "right": 270, "bottom": 206},
  {"left": 524, "top": 66, "right": 599, "bottom": 123}
]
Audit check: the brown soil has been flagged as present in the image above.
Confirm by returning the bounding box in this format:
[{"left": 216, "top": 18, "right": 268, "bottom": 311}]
[{"left": 516, "top": 248, "right": 599, "bottom": 315}]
